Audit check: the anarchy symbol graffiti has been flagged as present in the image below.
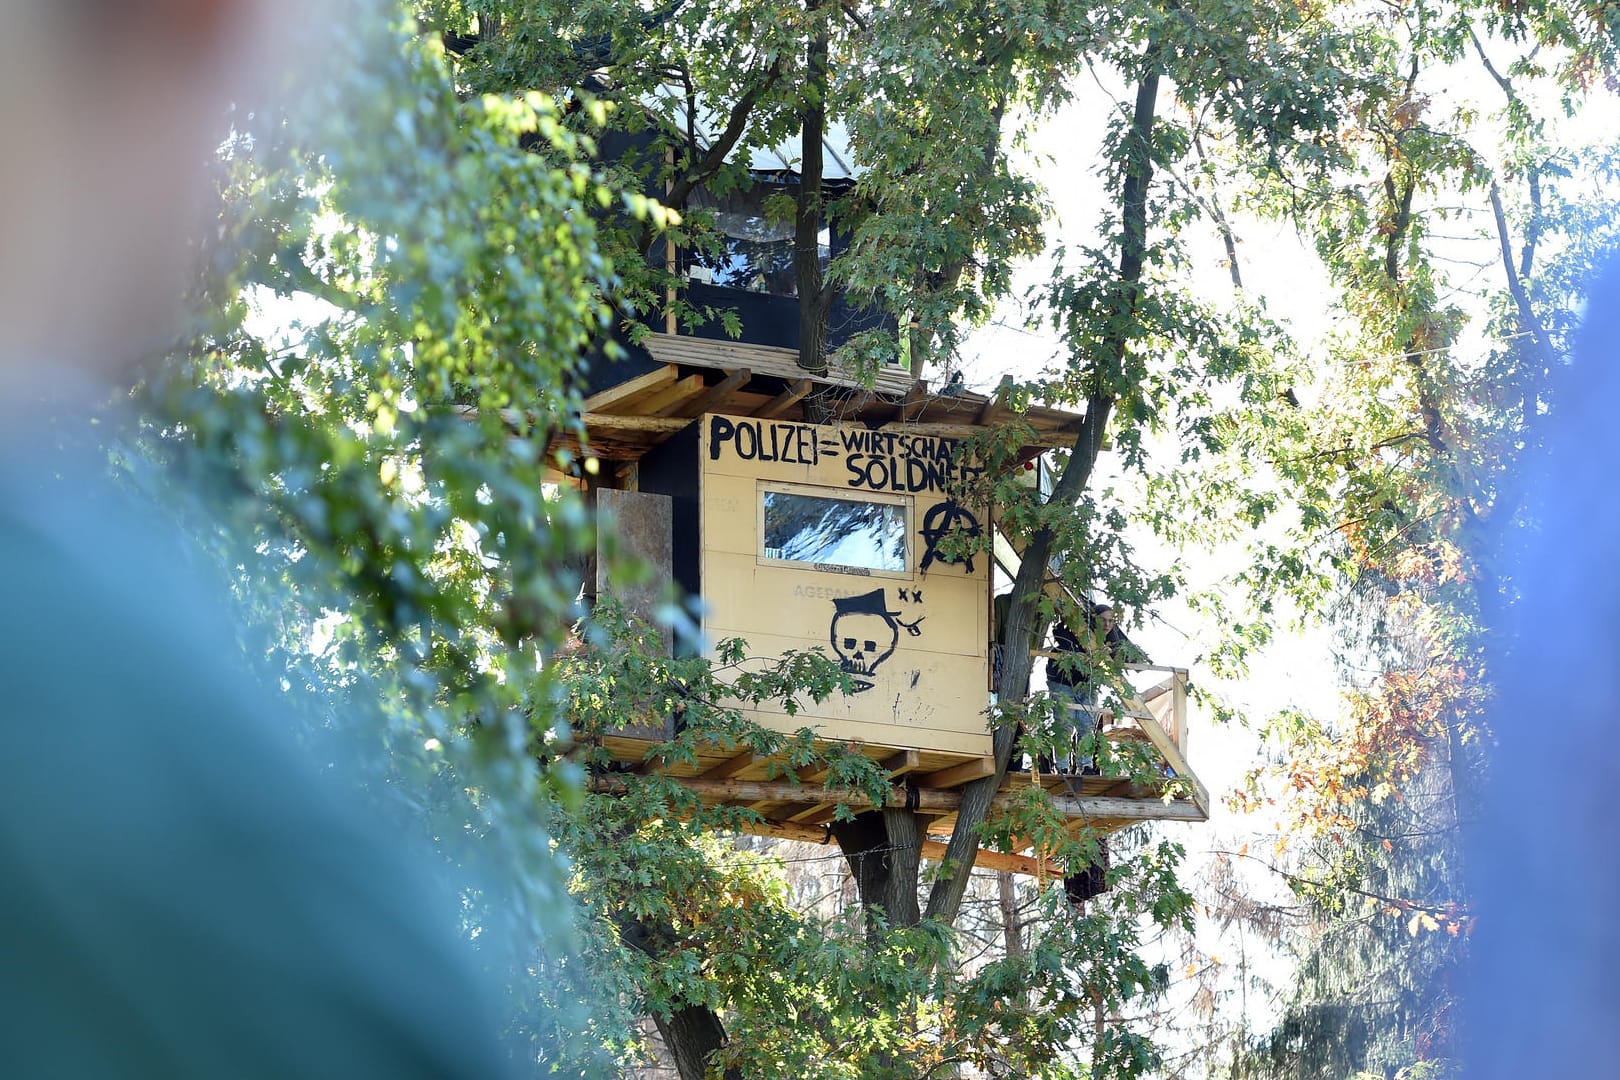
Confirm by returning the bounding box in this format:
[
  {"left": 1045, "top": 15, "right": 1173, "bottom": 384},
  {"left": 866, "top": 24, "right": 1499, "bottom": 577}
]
[{"left": 918, "top": 499, "right": 981, "bottom": 574}]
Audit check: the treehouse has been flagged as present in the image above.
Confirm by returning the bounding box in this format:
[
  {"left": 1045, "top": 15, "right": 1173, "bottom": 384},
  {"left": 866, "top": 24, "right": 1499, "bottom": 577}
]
[
  {"left": 563, "top": 99, "right": 1206, "bottom": 877},
  {"left": 564, "top": 333, "right": 1209, "bottom": 877}
]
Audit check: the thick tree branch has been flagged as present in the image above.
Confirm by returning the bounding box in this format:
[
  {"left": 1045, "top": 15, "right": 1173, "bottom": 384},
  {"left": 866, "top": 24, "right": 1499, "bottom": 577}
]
[
  {"left": 639, "top": 59, "right": 784, "bottom": 298},
  {"left": 1487, "top": 179, "right": 1555, "bottom": 381},
  {"left": 1467, "top": 28, "right": 1514, "bottom": 98},
  {"left": 838, "top": 0, "right": 870, "bottom": 33},
  {"left": 831, "top": 809, "right": 923, "bottom": 942},
  {"left": 1469, "top": 28, "right": 1554, "bottom": 438},
  {"left": 1212, "top": 848, "right": 1468, "bottom": 921},
  {"left": 666, "top": 58, "right": 784, "bottom": 210},
  {"left": 923, "top": 58, "right": 1161, "bottom": 925},
  {"left": 1192, "top": 130, "right": 1243, "bottom": 290},
  {"left": 652, "top": 1006, "right": 742, "bottom": 1080},
  {"left": 1369, "top": 100, "right": 1498, "bottom": 873},
  {"left": 1520, "top": 166, "right": 1542, "bottom": 280},
  {"left": 1382, "top": 173, "right": 1416, "bottom": 284}
]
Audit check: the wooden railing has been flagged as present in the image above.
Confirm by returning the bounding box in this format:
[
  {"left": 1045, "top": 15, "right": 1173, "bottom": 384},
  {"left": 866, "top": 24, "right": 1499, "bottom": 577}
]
[{"left": 1028, "top": 655, "right": 1208, "bottom": 817}]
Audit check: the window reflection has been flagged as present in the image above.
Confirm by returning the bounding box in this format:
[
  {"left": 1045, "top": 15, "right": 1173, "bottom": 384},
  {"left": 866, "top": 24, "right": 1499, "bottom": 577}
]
[
  {"left": 685, "top": 184, "right": 829, "bottom": 297},
  {"left": 762, "top": 490, "right": 907, "bottom": 571}
]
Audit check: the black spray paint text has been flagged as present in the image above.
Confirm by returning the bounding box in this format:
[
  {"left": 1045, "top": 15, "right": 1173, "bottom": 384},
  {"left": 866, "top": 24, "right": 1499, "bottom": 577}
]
[
  {"left": 706, "top": 415, "right": 981, "bottom": 495},
  {"left": 838, "top": 429, "right": 981, "bottom": 494},
  {"left": 708, "top": 416, "right": 825, "bottom": 466}
]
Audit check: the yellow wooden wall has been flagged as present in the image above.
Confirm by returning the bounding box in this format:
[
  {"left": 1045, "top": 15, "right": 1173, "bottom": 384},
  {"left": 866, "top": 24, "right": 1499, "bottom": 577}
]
[{"left": 700, "top": 412, "right": 992, "bottom": 755}]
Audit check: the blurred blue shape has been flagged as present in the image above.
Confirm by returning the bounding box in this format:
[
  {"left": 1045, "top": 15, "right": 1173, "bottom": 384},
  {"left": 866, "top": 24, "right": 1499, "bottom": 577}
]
[
  {"left": 1466, "top": 260, "right": 1620, "bottom": 1077},
  {"left": 0, "top": 411, "right": 515, "bottom": 1078}
]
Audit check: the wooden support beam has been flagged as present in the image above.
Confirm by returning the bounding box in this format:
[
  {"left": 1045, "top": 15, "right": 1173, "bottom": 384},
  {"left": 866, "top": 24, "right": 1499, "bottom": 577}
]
[
  {"left": 583, "top": 364, "right": 678, "bottom": 413},
  {"left": 726, "top": 752, "right": 922, "bottom": 817},
  {"left": 1091, "top": 777, "right": 1137, "bottom": 800},
  {"left": 794, "top": 762, "right": 831, "bottom": 785},
  {"left": 881, "top": 749, "right": 922, "bottom": 778},
  {"left": 928, "top": 842, "right": 1048, "bottom": 878},
  {"left": 696, "top": 751, "right": 769, "bottom": 781},
  {"left": 641, "top": 333, "right": 917, "bottom": 396},
  {"left": 771, "top": 765, "right": 828, "bottom": 809},
  {"left": 900, "top": 383, "right": 931, "bottom": 422},
  {"left": 863, "top": 418, "right": 1070, "bottom": 448},
  {"left": 1139, "top": 678, "right": 1173, "bottom": 706},
  {"left": 1120, "top": 690, "right": 1209, "bottom": 817},
  {"left": 917, "top": 755, "right": 995, "bottom": 790},
  {"left": 601, "top": 735, "right": 663, "bottom": 762},
  {"left": 879, "top": 381, "right": 926, "bottom": 425},
  {"left": 580, "top": 413, "right": 694, "bottom": 435},
  {"left": 738, "top": 818, "right": 829, "bottom": 846},
  {"left": 682, "top": 778, "right": 885, "bottom": 808},
  {"left": 632, "top": 373, "right": 707, "bottom": 417},
  {"left": 1173, "top": 670, "right": 1189, "bottom": 760},
  {"left": 754, "top": 378, "right": 813, "bottom": 419},
  {"left": 786, "top": 752, "right": 916, "bottom": 823},
  {"left": 589, "top": 775, "right": 1207, "bottom": 823},
  {"left": 664, "top": 367, "right": 751, "bottom": 419},
  {"left": 977, "top": 374, "right": 1013, "bottom": 425},
  {"left": 786, "top": 803, "right": 838, "bottom": 824},
  {"left": 1022, "top": 659, "right": 1193, "bottom": 678}
]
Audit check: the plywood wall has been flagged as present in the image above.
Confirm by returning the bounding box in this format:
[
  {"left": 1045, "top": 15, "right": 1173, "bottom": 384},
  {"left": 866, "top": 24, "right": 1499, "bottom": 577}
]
[{"left": 700, "top": 412, "right": 992, "bottom": 755}]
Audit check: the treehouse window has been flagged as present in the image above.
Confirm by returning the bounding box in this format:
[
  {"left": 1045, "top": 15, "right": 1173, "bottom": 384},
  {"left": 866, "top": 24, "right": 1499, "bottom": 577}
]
[
  {"left": 760, "top": 486, "right": 908, "bottom": 573},
  {"left": 686, "top": 184, "right": 830, "bottom": 297}
]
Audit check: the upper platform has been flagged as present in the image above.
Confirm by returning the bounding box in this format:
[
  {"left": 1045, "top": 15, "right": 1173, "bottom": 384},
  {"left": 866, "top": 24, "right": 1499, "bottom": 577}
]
[{"left": 558, "top": 333, "right": 1086, "bottom": 465}]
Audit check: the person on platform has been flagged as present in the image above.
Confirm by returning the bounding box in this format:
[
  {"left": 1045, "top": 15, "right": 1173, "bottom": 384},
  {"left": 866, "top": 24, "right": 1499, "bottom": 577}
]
[{"left": 1046, "top": 603, "right": 1128, "bottom": 775}]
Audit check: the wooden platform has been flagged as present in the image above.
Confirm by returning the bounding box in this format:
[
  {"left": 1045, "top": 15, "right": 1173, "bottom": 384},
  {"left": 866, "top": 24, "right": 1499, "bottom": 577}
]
[{"left": 588, "top": 666, "right": 1209, "bottom": 878}]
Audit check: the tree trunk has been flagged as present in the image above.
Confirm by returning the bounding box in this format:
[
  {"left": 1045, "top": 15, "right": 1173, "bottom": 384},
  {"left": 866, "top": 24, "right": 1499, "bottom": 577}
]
[
  {"left": 923, "top": 60, "right": 1161, "bottom": 926},
  {"left": 796, "top": 0, "right": 836, "bottom": 420},
  {"left": 832, "top": 806, "right": 924, "bottom": 942},
  {"left": 831, "top": 807, "right": 923, "bottom": 1077},
  {"left": 1091, "top": 990, "right": 1107, "bottom": 1080},
  {"left": 997, "top": 871, "right": 1028, "bottom": 1010},
  {"left": 881, "top": 806, "right": 923, "bottom": 927},
  {"left": 996, "top": 871, "right": 1024, "bottom": 962},
  {"left": 618, "top": 913, "right": 739, "bottom": 1080},
  {"left": 651, "top": 1005, "right": 742, "bottom": 1080}
]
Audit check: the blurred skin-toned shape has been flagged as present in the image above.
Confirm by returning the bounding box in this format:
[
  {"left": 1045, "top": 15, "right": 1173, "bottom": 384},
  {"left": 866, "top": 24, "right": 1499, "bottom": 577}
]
[{"left": 0, "top": 0, "right": 280, "bottom": 389}]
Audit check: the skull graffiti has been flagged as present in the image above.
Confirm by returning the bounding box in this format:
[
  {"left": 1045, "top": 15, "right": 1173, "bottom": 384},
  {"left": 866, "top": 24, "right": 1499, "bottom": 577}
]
[
  {"left": 827, "top": 588, "right": 923, "bottom": 692},
  {"left": 831, "top": 609, "right": 899, "bottom": 677}
]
